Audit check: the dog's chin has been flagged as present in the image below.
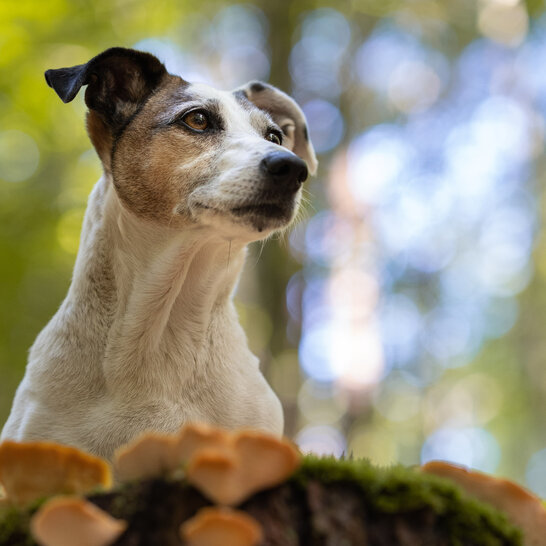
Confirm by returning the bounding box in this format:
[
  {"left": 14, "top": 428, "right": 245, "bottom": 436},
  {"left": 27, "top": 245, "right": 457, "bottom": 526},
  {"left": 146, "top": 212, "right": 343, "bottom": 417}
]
[
  {"left": 230, "top": 202, "right": 295, "bottom": 230},
  {"left": 192, "top": 200, "right": 297, "bottom": 238}
]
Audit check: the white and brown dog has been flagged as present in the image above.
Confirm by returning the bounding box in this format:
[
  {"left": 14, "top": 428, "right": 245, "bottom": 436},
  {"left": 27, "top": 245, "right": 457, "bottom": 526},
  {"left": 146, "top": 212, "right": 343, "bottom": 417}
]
[{"left": 1, "top": 47, "right": 316, "bottom": 460}]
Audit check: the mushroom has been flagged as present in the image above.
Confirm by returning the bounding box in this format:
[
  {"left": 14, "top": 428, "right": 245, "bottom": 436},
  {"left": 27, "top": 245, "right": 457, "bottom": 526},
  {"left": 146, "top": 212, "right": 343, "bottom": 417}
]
[
  {"left": 114, "top": 425, "right": 301, "bottom": 506},
  {"left": 180, "top": 506, "right": 262, "bottom": 546},
  {"left": 186, "top": 450, "right": 241, "bottom": 505},
  {"left": 186, "top": 430, "right": 300, "bottom": 506},
  {"left": 114, "top": 423, "right": 231, "bottom": 482},
  {"left": 0, "top": 441, "right": 111, "bottom": 506},
  {"left": 115, "top": 432, "right": 179, "bottom": 482},
  {"left": 175, "top": 423, "right": 232, "bottom": 462},
  {"left": 422, "top": 461, "right": 546, "bottom": 546},
  {"left": 30, "top": 497, "right": 127, "bottom": 546},
  {"left": 234, "top": 430, "right": 300, "bottom": 494}
]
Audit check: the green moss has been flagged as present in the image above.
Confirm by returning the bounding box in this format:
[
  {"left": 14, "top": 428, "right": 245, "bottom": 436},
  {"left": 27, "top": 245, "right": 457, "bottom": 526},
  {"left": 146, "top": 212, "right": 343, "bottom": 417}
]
[
  {"left": 293, "top": 455, "right": 522, "bottom": 545},
  {"left": 0, "top": 496, "right": 56, "bottom": 546},
  {"left": 0, "top": 506, "right": 35, "bottom": 546}
]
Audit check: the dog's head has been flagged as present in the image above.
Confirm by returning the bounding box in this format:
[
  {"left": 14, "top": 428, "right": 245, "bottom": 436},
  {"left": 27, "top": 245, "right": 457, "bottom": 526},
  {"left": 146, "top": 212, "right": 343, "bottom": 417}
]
[{"left": 45, "top": 47, "right": 317, "bottom": 239}]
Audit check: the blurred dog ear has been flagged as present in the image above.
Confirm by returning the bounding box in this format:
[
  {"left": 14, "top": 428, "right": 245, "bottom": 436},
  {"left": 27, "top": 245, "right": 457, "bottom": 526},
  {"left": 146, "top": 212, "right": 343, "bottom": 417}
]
[
  {"left": 236, "top": 81, "right": 318, "bottom": 175},
  {"left": 45, "top": 47, "right": 168, "bottom": 132}
]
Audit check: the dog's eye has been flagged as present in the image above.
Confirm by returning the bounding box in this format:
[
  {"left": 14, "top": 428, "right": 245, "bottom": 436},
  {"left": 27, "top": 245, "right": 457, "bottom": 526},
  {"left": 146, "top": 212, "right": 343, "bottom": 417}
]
[
  {"left": 265, "top": 131, "right": 282, "bottom": 146},
  {"left": 182, "top": 111, "right": 209, "bottom": 131}
]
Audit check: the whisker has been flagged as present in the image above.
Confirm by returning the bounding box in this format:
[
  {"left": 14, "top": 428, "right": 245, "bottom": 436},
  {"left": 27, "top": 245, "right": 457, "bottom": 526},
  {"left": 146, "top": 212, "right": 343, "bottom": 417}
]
[
  {"left": 251, "top": 239, "right": 266, "bottom": 268},
  {"left": 226, "top": 240, "right": 232, "bottom": 271}
]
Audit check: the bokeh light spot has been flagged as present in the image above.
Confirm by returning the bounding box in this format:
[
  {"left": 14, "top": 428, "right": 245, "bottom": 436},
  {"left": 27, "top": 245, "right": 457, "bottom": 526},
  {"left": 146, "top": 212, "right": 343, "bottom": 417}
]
[
  {"left": 302, "top": 100, "right": 344, "bottom": 154},
  {"left": 56, "top": 208, "right": 84, "bottom": 255},
  {"left": 526, "top": 449, "right": 546, "bottom": 497},
  {"left": 348, "top": 424, "right": 399, "bottom": 465},
  {"left": 0, "top": 130, "right": 40, "bottom": 183},
  {"left": 298, "top": 379, "right": 348, "bottom": 424},
  {"left": 421, "top": 427, "right": 501, "bottom": 473},
  {"left": 388, "top": 61, "right": 442, "bottom": 113},
  {"left": 347, "top": 125, "right": 414, "bottom": 205},
  {"left": 478, "top": 2, "right": 528, "bottom": 47},
  {"left": 373, "top": 375, "right": 422, "bottom": 422},
  {"left": 296, "top": 424, "right": 346, "bottom": 457}
]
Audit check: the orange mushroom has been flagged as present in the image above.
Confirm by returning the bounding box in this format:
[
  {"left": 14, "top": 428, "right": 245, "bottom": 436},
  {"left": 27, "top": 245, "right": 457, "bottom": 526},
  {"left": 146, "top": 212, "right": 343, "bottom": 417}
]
[
  {"left": 180, "top": 506, "right": 262, "bottom": 546},
  {"left": 113, "top": 424, "right": 301, "bottom": 506},
  {"left": 186, "top": 430, "right": 300, "bottom": 505},
  {"left": 186, "top": 450, "right": 241, "bottom": 505},
  {"left": 114, "top": 423, "right": 231, "bottom": 482},
  {"left": 31, "top": 497, "right": 126, "bottom": 546},
  {"left": 422, "top": 461, "right": 546, "bottom": 546},
  {"left": 175, "top": 422, "right": 232, "bottom": 462},
  {"left": 0, "top": 441, "right": 111, "bottom": 506},
  {"left": 115, "top": 432, "right": 180, "bottom": 482},
  {"left": 234, "top": 430, "right": 300, "bottom": 494}
]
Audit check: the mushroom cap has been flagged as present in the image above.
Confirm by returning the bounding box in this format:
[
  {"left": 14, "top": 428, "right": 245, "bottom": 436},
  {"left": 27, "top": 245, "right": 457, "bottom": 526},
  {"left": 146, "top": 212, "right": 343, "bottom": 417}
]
[
  {"left": 235, "top": 430, "right": 300, "bottom": 491},
  {"left": 180, "top": 506, "right": 262, "bottom": 546},
  {"left": 186, "top": 450, "right": 241, "bottom": 505},
  {"left": 0, "top": 441, "right": 111, "bottom": 506},
  {"left": 422, "top": 461, "right": 546, "bottom": 546},
  {"left": 30, "top": 497, "right": 127, "bottom": 546},
  {"left": 186, "top": 430, "right": 300, "bottom": 506},
  {"left": 115, "top": 432, "right": 179, "bottom": 482},
  {"left": 175, "top": 423, "right": 232, "bottom": 462}
]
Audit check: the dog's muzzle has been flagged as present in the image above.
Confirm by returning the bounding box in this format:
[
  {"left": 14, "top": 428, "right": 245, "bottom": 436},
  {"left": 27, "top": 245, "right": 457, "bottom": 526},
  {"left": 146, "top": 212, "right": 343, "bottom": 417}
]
[
  {"left": 227, "top": 151, "right": 308, "bottom": 230},
  {"left": 260, "top": 151, "right": 309, "bottom": 194}
]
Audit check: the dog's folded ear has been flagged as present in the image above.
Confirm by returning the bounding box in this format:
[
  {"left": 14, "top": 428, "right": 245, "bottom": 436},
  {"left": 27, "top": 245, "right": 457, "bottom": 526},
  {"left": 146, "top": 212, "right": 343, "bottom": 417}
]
[
  {"left": 45, "top": 47, "right": 168, "bottom": 132},
  {"left": 236, "top": 82, "right": 318, "bottom": 176}
]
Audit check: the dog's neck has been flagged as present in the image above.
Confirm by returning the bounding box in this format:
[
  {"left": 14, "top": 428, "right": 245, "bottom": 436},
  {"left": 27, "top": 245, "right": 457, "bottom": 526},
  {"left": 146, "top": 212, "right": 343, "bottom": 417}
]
[{"left": 68, "top": 176, "right": 248, "bottom": 395}]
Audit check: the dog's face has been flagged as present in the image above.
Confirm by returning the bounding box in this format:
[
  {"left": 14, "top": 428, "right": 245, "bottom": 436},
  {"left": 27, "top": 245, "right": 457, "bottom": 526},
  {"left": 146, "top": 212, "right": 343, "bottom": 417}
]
[{"left": 46, "top": 48, "right": 317, "bottom": 240}]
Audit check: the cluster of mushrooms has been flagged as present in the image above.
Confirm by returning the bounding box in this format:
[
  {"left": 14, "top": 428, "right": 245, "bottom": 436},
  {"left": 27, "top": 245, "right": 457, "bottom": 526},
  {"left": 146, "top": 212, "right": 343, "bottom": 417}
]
[
  {"left": 0, "top": 423, "right": 300, "bottom": 546},
  {"left": 1, "top": 423, "right": 546, "bottom": 546}
]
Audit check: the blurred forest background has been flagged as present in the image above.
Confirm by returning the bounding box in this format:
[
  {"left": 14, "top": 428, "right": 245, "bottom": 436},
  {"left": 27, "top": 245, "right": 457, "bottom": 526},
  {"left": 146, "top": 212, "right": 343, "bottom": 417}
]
[{"left": 3, "top": 0, "right": 546, "bottom": 494}]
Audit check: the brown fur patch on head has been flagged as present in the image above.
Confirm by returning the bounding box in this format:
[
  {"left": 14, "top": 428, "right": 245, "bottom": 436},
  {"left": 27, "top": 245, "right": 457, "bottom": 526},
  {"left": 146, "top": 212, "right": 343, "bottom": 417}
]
[{"left": 110, "top": 76, "right": 218, "bottom": 226}]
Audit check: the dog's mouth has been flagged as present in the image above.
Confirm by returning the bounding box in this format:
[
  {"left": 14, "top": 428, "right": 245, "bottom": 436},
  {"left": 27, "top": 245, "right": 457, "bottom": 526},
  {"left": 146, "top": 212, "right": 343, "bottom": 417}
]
[
  {"left": 191, "top": 195, "right": 298, "bottom": 234},
  {"left": 195, "top": 200, "right": 294, "bottom": 220},
  {"left": 231, "top": 202, "right": 289, "bottom": 219}
]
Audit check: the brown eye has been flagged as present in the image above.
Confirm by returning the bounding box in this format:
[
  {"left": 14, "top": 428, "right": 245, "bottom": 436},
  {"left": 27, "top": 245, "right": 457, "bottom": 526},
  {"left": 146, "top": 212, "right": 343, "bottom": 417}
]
[
  {"left": 183, "top": 111, "right": 209, "bottom": 131},
  {"left": 265, "top": 131, "right": 282, "bottom": 145}
]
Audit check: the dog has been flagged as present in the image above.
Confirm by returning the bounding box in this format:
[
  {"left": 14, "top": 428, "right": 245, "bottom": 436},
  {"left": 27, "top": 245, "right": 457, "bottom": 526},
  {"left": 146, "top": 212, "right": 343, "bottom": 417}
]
[{"left": 1, "top": 47, "right": 317, "bottom": 461}]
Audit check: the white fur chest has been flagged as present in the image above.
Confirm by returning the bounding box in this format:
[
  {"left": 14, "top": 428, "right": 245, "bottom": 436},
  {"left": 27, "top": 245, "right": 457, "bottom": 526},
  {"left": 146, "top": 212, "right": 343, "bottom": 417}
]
[{"left": 1, "top": 181, "right": 283, "bottom": 460}]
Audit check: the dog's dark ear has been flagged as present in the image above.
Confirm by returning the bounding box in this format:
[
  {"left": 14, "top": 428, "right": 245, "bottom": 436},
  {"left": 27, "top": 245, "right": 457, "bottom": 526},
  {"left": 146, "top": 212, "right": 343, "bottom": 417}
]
[
  {"left": 45, "top": 47, "right": 168, "bottom": 131},
  {"left": 236, "top": 81, "right": 318, "bottom": 175}
]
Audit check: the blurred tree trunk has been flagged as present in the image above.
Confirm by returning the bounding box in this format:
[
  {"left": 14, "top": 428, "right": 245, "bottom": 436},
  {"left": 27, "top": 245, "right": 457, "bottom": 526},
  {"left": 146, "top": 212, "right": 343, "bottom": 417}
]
[
  {"left": 252, "top": 0, "right": 312, "bottom": 436},
  {"left": 253, "top": 1, "right": 298, "bottom": 354}
]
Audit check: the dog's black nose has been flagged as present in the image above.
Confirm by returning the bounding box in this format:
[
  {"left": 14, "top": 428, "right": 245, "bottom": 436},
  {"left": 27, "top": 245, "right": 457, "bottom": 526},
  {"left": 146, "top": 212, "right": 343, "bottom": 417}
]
[{"left": 260, "top": 151, "right": 308, "bottom": 191}]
